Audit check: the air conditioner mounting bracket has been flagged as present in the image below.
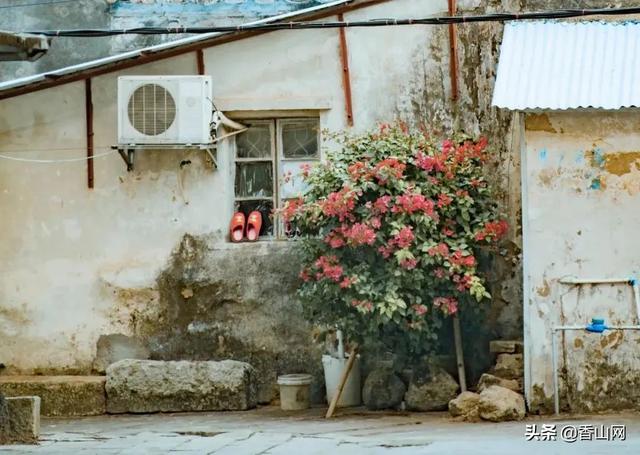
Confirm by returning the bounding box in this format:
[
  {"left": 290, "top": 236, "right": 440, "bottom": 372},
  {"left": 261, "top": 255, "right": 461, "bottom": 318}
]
[{"left": 111, "top": 143, "right": 217, "bottom": 171}]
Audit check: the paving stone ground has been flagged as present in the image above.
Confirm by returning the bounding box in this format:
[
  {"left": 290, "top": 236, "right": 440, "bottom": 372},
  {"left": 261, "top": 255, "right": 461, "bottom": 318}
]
[{"left": 1, "top": 406, "right": 639, "bottom": 454}]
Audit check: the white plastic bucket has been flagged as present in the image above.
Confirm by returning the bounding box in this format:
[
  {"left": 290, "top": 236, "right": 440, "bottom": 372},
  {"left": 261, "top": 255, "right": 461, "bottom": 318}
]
[
  {"left": 322, "top": 354, "right": 362, "bottom": 407},
  {"left": 277, "top": 374, "right": 312, "bottom": 410}
]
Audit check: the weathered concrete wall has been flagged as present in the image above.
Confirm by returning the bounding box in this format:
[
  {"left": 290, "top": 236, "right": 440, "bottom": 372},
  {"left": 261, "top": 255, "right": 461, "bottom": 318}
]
[
  {"left": 0, "top": 0, "right": 524, "bottom": 401},
  {"left": 523, "top": 111, "right": 640, "bottom": 412}
]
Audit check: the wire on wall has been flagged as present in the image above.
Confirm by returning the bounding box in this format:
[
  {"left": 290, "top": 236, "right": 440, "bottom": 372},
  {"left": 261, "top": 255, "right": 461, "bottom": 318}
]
[{"left": 19, "top": 6, "right": 640, "bottom": 37}]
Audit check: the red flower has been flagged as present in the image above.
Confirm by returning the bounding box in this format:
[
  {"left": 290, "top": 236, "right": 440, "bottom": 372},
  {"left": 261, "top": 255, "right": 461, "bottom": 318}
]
[
  {"left": 322, "top": 188, "right": 356, "bottom": 222},
  {"left": 427, "top": 243, "right": 449, "bottom": 257},
  {"left": 412, "top": 304, "right": 428, "bottom": 316},
  {"left": 324, "top": 231, "right": 346, "bottom": 249},
  {"left": 450, "top": 250, "right": 476, "bottom": 268},
  {"left": 393, "top": 226, "right": 414, "bottom": 248},
  {"left": 314, "top": 255, "right": 344, "bottom": 282},
  {"left": 400, "top": 257, "right": 418, "bottom": 270},
  {"left": 378, "top": 245, "right": 393, "bottom": 258},
  {"left": 300, "top": 163, "right": 312, "bottom": 178},
  {"left": 433, "top": 296, "right": 458, "bottom": 314},
  {"left": 373, "top": 195, "right": 392, "bottom": 214},
  {"left": 392, "top": 193, "right": 435, "bottom": 216},
  {"left": 281, "top": 197, "right": 303, "bottom": 222},
  {"left": 351, "top": 299, "right": 374, "bottom": 312},
  {"left": 299, "top": 269, "right": 311, "bottom": 282},
  {"left": 369, "top": 216, "right": 382, "bottom": 229},
  {"left": 415, "top": 151, "right": 445, "bottom": 173},
  {"left": 475, "top": 220, "right": 508, "bottom": 241},
  {"left": 373, "top": 158, "right": 406, "bottom": 184},
  {"left": 339, "top": 276, "right": 355, "bottom": 288},
  {"left": 341, "top": 223, "right": 377, "bottom": 246},
  {"left": 437, "top": 193, "right": 453, "bottom": 208}
]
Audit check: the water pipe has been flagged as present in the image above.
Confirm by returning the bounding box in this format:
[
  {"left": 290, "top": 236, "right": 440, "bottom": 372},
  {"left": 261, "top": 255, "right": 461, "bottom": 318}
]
[
  {"left": 559, "top": 276, "right": 640, "bottom": 324},
  {"left": 551, "top": 318, "right": 640, "bottom": 415}
]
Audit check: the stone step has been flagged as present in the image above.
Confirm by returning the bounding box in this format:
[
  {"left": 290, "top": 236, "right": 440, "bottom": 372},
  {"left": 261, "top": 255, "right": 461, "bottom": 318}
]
[
  {"left": 0, "top": 376, "right": 105, "bottom": 417},
  {"left": 489, "top": 340, "right": 524, "bottom": 354}
]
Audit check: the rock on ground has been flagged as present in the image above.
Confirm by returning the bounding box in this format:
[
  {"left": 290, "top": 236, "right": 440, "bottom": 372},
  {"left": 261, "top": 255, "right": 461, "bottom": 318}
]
[
  {"left": 405, "top": 367, "right": 458, "bottom": 411},
  {"left": 448, "top": 391, "right": 480, "bottom": 421},
  {"left": 477, "top": 373, "right": 521, "bottom": 393},
  {"left": 478, "top": 385, "right": 525, "bottom": 422},
  {"left": 1, "top": 396, "right": 40, "bottom": 444},
  {"left": 0, "top": 376, "right": 105, "bottom": 417},
  {"left": 493, "top": 354, "right": 524, "bottom": 380},
  {"left": 362, "top": 369, "right": 406, "bottom": 410},
  {"left": 106, "top": 359, "right": 257, "bottom": 413},
  {"left": 93, "top": 334, "right": 150, "bottom": 374}
]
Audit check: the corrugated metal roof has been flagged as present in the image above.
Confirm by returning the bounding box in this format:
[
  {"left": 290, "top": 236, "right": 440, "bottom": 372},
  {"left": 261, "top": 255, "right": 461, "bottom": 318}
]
[{"left": 492, "top": 21, "right": 640, "bottom": 110}]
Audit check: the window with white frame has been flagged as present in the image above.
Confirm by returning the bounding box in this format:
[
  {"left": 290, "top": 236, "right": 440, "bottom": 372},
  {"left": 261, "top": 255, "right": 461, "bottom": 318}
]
[{"left": 234, "top": 118, "right": 320, "bottom": 239}]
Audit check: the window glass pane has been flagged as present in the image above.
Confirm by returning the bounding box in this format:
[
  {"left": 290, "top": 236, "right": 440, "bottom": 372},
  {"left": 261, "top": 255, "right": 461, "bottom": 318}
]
[
  {"left": 282, "top": 120, "right": 319, "bottom": 159},
  {"left": 235, "top": 162, "right": 273, "bottom": 198},
  {"left": 235, "top": 200, "right": 274, "bottom": 237},
  {"left": 236, "top": 124, "right": 271, "bottom": 158},
  {"left": 280, "top": 161, "right": 312, "bottom": 199}
]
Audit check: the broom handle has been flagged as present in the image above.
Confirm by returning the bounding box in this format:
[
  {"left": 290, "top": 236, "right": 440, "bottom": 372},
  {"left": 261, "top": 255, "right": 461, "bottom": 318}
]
[{"left": 325, "top": 344, "right": 359, "bottom": 418}]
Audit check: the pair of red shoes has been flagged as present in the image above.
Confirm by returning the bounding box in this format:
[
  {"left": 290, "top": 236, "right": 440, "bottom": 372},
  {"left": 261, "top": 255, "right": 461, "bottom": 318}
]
[{"left": 230, "top": 211, "right": 262, "bottom": 242}]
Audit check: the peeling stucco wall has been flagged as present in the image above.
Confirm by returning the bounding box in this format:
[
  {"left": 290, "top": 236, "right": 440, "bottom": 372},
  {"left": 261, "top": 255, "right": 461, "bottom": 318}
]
[
  {"left": 524, "top": 111, "right": 640, "bottom": 412},
  {"left": 1, "top": 0, "right": 525, "bottom": 402}
]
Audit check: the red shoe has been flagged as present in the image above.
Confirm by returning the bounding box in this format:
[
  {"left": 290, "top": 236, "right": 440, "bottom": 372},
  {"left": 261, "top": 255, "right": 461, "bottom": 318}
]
[
  {"left": 230, "top": 212, "right": 245, "bottom": 242},
  {"left": 246, "top": 211, "right": 262, "bottom": 241}
]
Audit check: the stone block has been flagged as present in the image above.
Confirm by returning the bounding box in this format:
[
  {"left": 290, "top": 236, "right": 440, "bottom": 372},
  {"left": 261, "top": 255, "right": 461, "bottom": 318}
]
[
  {"left": 478, "top": 385, "right": 525, "bottom": 422},
  {"left": 106, "top": 359, "right": 257, "bottom": 413},
  {"left": 448, "top": 391, "right": 480, "bottom": 421},
  {"left": 493, "top": 353, "right": 524, "bottom": 380},
  {"left": 93, "top": 334, "right": 150, "bottom": 374},
  {"left": 2, "top": 396, "right": 40, "bottom": 444},
  {"left": 404, "top": 367, "right": 459, "bottom": 412},
  {"left": 362, "top": 369, "right": 406, "bottom": 410},
  {"left": 0, "top": 376, "right": 105, "bottom": 417},
  {"left": 489, "top": 340, "right": 523, "bottom": 354},
  {"left": 477, "top": 373, "right": 521, "bottom": 393}
]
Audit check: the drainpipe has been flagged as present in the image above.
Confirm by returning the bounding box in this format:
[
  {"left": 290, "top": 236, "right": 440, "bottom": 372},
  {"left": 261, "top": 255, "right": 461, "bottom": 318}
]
[{"left": 447, "top": 0, "right": 459, "bottom": 101}]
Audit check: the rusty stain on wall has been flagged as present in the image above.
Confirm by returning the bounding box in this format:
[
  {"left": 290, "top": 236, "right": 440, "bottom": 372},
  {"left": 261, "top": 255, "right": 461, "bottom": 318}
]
[{"left": 525, "top": 113, "right": 557, "bottom": 133}]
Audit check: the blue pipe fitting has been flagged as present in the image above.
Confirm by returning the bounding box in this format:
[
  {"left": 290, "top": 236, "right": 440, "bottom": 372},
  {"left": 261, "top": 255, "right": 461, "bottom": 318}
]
[{"left": 586, "top": 318, "right": 608, "bottom": 333}]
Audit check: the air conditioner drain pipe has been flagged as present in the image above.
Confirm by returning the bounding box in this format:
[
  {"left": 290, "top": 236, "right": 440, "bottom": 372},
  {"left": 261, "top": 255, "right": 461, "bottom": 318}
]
[{"left": 551, "top": 319, "right": 640, "bottom": 415}]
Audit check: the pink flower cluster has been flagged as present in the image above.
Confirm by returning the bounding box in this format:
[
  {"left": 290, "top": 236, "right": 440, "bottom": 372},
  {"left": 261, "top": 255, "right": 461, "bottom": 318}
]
[
  {"left": 351, "top": 299, "right": 374, "bottom": 312},
  {"left": 437, "top": 193, "right": 453, "bottom": 208},
  {"left": 392, "top": 193, "right": 435, "bottom": 216},
  {"left": 433, "top": 296, "right": 458, "bottom": 314},
  {"left": 322, "top": 188, "right": 356, "bottom": 222},
  {"left": 453, "top": 274, "right": 473, "bottom": 292},
  {"left": 324, "top": 223, "right": 377, "bottom": 249},
  {"left": 399, "top": 257, "right": 418, "bottom": 270},
  {"left": 450, "top": 250, "right": 476, "bottom": 268},
  {"left": 415, "top": 151, "right": 445, "bottom": 173},
  {"left": 475, "top": 220, "right": 508, "bottom": 241},
  {"left": 427, "top": 243, "right": 449, "bottom": 257},
  {"left": 393, "top": 226, "right": 414, "bottom": 248},
  {"left": 373, "top": 195, "right": 392, "bottom": 214},
  {"left": 412, "top": 304, "right": 428, "bottom": 316},
  {"left": 373, "top": 158, "right": 406, "bottom": 185},
  {"left": 314, "top": 255, "right": 343, "bottom": 282}
]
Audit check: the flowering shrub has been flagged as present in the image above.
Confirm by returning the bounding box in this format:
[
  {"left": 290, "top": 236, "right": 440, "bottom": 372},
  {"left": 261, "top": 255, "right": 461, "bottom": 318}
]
[{"left": 282, "top": 124, "right": 507, "bottom": 357}]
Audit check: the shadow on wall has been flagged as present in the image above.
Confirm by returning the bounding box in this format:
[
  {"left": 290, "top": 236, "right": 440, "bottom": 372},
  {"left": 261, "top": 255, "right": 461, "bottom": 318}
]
[{"left": 110, "top": 234, "right": 325, "bottom": 404}]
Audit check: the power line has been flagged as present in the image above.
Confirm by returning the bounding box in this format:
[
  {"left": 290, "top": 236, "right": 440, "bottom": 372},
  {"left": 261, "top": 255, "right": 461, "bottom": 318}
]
[
  {"left": 0, "top": 149, "right": 117, "bottom": 163},
  {"left": 0, "top": 0, "right": 76, "bottom": 10},
  {"left": 18, "top": 6, "right": 640, "bottom": 37}
]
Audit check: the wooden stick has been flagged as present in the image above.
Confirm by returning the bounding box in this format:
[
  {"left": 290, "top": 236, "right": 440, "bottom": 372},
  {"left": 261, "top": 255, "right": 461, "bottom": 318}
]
[
  {"left": 453, "top": 314, "right": 467, "bottom": 392},
  {"left": 325, "top": 344, "right": 358, "bottom": 418}
]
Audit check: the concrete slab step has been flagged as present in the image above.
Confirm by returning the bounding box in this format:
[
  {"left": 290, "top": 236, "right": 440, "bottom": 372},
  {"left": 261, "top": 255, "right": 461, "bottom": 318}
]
[{"left": 0, "top": 376, "right": 105, "bottom": 417}]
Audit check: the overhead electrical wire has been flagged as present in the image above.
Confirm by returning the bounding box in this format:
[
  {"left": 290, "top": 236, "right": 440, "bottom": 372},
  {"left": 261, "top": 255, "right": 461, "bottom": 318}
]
[{"left": 18, "top": 6, "right": 640, "bottom": 37}]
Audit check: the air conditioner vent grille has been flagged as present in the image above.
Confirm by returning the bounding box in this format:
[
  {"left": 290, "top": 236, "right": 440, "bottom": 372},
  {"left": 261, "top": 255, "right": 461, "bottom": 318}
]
[{"left": 127, "top": 83, "right": 176, "bottom": 136}]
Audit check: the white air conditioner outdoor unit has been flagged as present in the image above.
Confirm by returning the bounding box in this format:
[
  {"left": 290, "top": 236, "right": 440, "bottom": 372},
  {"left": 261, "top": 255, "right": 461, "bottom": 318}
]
[{"left": 117, "top": 75, "right": 213, "bottom": 145}]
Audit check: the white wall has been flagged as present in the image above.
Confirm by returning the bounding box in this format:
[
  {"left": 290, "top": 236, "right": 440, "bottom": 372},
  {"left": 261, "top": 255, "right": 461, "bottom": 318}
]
[
  {"left": 523, "top": 111, "right": 640, "bottom": 411},
  {"left": 0, "top": 0, "right": 448, "bottom": 373}
]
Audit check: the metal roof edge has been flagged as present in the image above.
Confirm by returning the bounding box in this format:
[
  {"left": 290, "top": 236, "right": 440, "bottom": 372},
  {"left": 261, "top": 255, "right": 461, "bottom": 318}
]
[{"left": 0, "top": 0, "right": 387, "bottom": 100}]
